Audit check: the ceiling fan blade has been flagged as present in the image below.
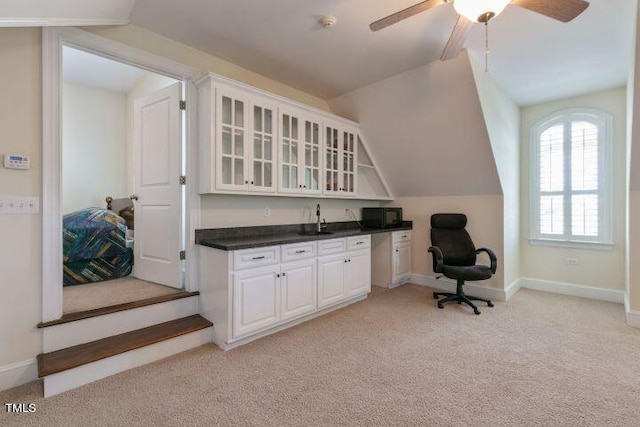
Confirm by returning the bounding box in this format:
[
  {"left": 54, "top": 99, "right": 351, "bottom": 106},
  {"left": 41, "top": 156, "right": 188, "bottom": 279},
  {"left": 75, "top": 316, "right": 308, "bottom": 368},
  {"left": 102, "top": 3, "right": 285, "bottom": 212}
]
[
  {"left": 370, "top": 0, "right": 446, "bottom": 31},
  {"left": 440, "top": 16, "right": 474, "bottom": 61},
  {"left": 510, "top": 0, "right": 589, "bottom": 22}
]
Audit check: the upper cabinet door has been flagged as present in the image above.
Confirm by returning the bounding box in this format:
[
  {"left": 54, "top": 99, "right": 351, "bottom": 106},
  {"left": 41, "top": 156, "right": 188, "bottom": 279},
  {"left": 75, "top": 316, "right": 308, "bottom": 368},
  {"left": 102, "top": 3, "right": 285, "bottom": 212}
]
[
  {"left": 279, "top": 110, "right": 301, "bottom": 193},
  {"left": 278, "top": 108, "right": 322, "bottom": 195},
  {"left": 249, "top": 97, "right": 277, "bottom": 192},
  {"left": 216, "top": 85, "right": 249, "bottom": 191},
  {"left": 323, "top": 121, "right": 357, "bottom": 197},
  {"left": 301, "top": 116, "right": 322, "bottom": 194}
]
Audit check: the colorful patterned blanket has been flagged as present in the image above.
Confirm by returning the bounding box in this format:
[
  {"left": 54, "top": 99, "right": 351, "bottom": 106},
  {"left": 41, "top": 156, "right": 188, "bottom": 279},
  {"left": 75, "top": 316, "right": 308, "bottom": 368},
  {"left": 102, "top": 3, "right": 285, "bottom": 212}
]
[{"left": 63, "top": 207, "right": 128, "bottom": 263}]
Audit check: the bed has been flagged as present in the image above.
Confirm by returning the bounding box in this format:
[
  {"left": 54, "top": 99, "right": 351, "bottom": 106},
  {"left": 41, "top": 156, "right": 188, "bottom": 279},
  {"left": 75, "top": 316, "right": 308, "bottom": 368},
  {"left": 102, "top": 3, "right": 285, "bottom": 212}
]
[{"left": 62, "top": 198, "right": 134, "bottom": 286}]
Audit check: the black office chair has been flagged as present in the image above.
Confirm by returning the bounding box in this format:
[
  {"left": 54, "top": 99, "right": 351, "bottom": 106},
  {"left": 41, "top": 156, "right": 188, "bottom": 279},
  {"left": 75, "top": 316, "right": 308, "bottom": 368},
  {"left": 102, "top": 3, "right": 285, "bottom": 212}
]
[{"left": 428, "top": 213, "right": 497, "bottom": 315}]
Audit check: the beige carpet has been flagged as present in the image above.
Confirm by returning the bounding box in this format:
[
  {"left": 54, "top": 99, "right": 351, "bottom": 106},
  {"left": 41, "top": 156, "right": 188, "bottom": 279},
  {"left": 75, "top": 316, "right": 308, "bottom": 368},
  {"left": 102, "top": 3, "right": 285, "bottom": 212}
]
[
  {"left": 63, "top": 277, "right": 181, "bottom": 314},
  {"left": 3, "top": 285, "right": 640, "bottom": 426}
]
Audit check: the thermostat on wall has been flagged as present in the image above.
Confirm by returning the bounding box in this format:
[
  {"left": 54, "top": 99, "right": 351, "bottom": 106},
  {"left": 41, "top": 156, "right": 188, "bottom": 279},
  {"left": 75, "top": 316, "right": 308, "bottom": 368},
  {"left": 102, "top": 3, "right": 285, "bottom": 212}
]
[{"left": 3, "top": 154, "right": 30, "bottom": 170}]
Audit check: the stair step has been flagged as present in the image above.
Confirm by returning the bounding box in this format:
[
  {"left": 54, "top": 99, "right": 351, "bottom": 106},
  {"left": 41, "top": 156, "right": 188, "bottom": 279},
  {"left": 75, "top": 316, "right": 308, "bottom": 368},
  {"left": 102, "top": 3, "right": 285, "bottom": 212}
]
[
  {"left": 37, "top": 314, "right": 212, "bottom": 378},
  {"left": 38, "top": 291, "right": 200, "bottom": 328}
]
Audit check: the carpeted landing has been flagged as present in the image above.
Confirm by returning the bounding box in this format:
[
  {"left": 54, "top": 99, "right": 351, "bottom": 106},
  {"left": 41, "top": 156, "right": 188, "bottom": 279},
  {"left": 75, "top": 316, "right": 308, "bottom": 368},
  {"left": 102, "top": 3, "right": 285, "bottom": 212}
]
[{"left": 2, "top": 285, "right": 640, "bottom": 426}]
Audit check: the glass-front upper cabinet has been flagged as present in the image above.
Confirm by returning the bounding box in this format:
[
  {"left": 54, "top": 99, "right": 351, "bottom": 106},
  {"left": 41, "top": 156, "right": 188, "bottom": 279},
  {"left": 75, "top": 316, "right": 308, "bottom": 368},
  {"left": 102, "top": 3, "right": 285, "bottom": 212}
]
[
  {"left": 324, "top": 120, "right": 357, "bottom": 197},
  {"left": 216, "top": 84, "right": 276, "bottom": 192},
  {"left": 279, "top": 108, "right": 321, "bottom": 194}
]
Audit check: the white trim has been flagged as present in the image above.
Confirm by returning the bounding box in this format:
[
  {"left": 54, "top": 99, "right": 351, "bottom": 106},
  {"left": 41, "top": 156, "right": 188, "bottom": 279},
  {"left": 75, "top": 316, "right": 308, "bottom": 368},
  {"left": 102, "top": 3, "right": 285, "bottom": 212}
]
[
  {"left": 0, "top": 18, "right": 129, "bottom": 27},
  {"left": 505, "top": 278, "right": 523, "bottom": 300},
  {"left": 528, "top": 238, "right": 614, "bottom": 251},
  {"left": 529, "top": 108, "right": 613, "bottom": 245},
  {"left": 519, "top": 277, "right": 624, "bottom": 304},
  {"left": 43, "top": 328, "right": 212, "bottom": 397},
  {"left": 626, "top": 309, "right": 640, "bottom": 328},
  {"left": 356, "top": 130, "right": 394, "bottom": 200},
  {"left": 0, "top": 359, "right": 38, "bottom": 392},
  {"left": 42, "top": 28, "right": 200, "bottom": 322},
  {"left": 410, "top": 273, "right": 508, "bottom": 302}
]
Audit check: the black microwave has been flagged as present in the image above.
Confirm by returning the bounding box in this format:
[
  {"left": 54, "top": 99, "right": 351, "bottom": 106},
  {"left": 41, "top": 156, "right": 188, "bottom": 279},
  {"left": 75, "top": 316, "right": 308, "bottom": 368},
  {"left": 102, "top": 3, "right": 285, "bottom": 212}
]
[{"left": 361, "top": 207, "right": 403, "bottom": 229}]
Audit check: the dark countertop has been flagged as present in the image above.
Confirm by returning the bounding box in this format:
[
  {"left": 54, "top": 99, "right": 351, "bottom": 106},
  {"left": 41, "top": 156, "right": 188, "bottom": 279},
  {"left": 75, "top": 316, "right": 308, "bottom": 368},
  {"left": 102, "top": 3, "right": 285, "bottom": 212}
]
[{"left": 196, "top": 221, "right": 413, "bottom": 251}]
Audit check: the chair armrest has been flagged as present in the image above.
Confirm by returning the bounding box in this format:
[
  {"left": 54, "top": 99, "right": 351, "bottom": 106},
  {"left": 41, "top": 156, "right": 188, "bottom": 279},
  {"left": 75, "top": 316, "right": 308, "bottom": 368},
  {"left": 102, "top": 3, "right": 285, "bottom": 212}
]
[
  {"left": 428, "top": 246, "right": 444, "bottom": 273},
  {"left": 476, "top": 247, "right": 497, "bottom": 274}
]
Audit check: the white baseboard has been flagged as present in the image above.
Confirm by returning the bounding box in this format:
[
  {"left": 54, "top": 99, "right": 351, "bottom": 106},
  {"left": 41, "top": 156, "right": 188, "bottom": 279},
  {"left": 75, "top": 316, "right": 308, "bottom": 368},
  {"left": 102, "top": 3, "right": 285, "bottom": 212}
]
[
  {"left": 410, "top": 274, "right": 508, "bottom": 302},
  {"left": 519, "top": 277, "right": 625, "bottom": 304},
  {"left": 0, "top": 359, "right": 38, "bottom": 392}
]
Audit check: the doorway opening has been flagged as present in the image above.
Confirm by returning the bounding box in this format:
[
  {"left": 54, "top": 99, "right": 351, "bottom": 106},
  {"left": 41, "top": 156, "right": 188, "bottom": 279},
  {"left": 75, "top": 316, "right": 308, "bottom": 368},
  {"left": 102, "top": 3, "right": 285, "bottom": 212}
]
[{"left": 60, "top": 46, "right": 184, "bottom": 315}]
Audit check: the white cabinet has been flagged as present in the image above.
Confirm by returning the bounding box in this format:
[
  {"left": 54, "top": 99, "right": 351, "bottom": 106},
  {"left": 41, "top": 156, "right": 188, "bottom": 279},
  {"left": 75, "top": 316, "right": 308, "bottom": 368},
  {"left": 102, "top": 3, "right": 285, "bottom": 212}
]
[
  {"left": 281, "top": 258, "right": 317, "bottom": 321},
  {"left": 346, "top": 249, "right": 372, "bottom": 297},
  {"left": 323, "top": 120, "right": 357, "bottom": 197},
  {"left": 317, "top": 253, "right": 347, "bottom": 308},
  {"left": 199, "top": 80, "right": 277, "bottom": 193},
  {"left": 233, "top": 265, "right": 280, "bottom": 337},
  {"left": 318, "top": 235, "right": 371, "bottom": 308},
  {"left": 197, "top": 74, "right": 393, "bottom": 200},
  {"left": 199, "top": 234, "right": 374, "bottom": 349},
  {"left": 279, "top": 108, "right": 322, "bottom": 195},
  {"left": 371, "top": 230, "right": 412, "bottom": 288}
]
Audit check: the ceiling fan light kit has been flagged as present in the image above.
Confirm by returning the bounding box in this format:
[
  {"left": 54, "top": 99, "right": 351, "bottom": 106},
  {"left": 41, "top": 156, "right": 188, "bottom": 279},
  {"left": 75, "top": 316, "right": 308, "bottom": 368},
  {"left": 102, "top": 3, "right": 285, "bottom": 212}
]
[{"left": 453, "top": 0, "right": 511, "bottom": 23}]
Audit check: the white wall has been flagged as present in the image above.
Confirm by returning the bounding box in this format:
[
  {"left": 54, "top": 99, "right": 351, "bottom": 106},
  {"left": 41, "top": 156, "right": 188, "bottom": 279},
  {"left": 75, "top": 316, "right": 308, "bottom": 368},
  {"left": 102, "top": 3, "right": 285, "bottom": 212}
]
[
  {"left": 0, "top": 27, "right": 41, "bottom": 372},
  {"left": 62, "top": 82, "right": 128, "bottom": 214},
  {"left": 393, "top": 195, "right": 504, "bottom": 289},
  {"left": 199, "top": 195, "right": 378, "bottom": 228},
  {"left": 521, "top": 87, "right": 627, "bottom": 291},
  {"left": 0, "top": 24, "right": 336, "bottom": 391},
  {"left": 469, "top": 57, "right": 521, "bottom": 288},
  {"left": 328, "top": 51, "right": 502, "bottom": 197}
]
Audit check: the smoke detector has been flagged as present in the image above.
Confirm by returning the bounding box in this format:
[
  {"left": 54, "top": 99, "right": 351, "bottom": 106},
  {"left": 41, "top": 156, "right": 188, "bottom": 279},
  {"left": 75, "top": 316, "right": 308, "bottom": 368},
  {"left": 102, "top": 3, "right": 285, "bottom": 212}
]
[{"left": 320, "top": 15, "right": 337, "bottom": 28}]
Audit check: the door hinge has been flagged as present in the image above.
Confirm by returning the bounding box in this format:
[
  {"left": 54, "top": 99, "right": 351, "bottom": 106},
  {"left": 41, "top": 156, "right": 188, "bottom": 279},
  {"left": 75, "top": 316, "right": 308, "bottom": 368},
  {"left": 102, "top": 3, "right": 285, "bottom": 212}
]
[
  {"left": 179, "top": 250, "right": 186, "bottom": 260},
  {"left": 179, "top": 175, "right": 186, "bottom": 185},
  {"left": 179, "top": 100, "right": 186, "bottom": 110}
]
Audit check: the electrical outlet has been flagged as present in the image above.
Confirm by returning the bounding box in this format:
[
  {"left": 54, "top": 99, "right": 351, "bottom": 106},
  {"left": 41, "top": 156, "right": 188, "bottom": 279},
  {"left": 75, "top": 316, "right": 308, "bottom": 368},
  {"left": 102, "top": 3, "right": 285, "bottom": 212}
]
[
  {"left": 0, "top": 196, "right": 39, "bottom": 214},
  {"left": 264, "top": 207, "right": 270, "bottom": 217},
  {"left": 565, "top": 257, "right": 579, "bottom": 266}
]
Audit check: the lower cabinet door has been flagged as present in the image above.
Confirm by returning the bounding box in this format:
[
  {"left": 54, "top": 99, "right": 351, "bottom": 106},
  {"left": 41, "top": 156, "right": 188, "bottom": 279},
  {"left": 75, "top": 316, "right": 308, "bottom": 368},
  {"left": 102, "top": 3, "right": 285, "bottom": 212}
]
[
  {"left": 392, "top": 241, "right": 412, "bottom": 284},
  {"left": 233, "top": 265, "right": 280, "bottom": 338},
  {"left": 317, "top": 253, "right": 346, "bottom": 308},
  {"left": 346, "top": 249, "right": 371, "bottom": 296},
  {"left": 281, "top": 259, "right": 317, "bottom": 321}
]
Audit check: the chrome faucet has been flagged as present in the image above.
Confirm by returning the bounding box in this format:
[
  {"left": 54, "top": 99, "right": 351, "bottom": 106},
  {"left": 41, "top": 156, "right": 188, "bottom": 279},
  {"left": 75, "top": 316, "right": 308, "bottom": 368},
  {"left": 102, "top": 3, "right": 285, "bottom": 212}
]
[{"left": 316, "top": 204, "right": 327, "bottom": 233}]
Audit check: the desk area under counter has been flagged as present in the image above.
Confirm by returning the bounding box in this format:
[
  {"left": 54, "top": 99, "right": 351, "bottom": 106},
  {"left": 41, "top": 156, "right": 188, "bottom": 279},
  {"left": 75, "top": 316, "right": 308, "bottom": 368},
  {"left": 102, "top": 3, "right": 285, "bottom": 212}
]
[{"left": 195, "top": 221, "right": 412, "bottom": 350}]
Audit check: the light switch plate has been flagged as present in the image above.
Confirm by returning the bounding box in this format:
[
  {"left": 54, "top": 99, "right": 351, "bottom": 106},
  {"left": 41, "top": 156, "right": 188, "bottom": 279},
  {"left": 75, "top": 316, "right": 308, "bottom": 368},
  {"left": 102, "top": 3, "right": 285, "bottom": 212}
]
[{"left": 0, "top": 196, "right": 39, "bottom": 214}]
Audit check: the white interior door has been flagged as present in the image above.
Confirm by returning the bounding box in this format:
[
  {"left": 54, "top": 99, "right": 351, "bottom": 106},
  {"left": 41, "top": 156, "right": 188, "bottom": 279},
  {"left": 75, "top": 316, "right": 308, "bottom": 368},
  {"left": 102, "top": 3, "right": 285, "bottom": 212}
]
[{"left": 133, "top": 82, "right": 182, "bottom": 288}]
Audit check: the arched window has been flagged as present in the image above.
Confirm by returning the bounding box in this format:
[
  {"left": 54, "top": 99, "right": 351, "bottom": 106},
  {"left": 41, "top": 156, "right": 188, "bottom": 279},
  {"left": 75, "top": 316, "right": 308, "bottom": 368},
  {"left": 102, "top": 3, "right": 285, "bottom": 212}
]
[{"left": 530, "top": 108, "right": 613, "bottom": 247}]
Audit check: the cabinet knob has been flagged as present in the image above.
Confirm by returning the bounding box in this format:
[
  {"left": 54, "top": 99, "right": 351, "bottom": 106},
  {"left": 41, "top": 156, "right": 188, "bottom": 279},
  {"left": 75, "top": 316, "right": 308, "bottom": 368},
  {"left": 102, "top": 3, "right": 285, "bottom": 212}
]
[
  {"left": 344, "top": 259, "right": 347, "bottom": 263},
  {"left": 299, "top": 185, "right": 302, "bottom": 188},
  {"left": 277, "top": 273, "right": 280, "bottom": 278},
  {"left": 251, "top": 181, "right": 254, "bottom": 185},
  {"left": 245, "top": 180, "right": 249, "bottom": 184},
  {"left": 282, "top": 272, "right": 286, "bottom": 276}
]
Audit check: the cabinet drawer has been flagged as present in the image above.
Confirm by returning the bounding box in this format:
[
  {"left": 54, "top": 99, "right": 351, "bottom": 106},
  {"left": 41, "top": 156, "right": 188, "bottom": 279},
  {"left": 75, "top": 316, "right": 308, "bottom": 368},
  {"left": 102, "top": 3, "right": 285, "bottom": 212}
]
[
  {"left": 281, "top": 241, "right": 317, "bottom": 262},
  {"left": 318, "top": 238, "right": 346, "bottom": 255},
  {"left": 393, "top": 230, "right": 412, "bottom": 244},
  {"left": 233, "top": 246, "right": 280, "bottom": 270},
  {"left": 347, "top": 235, "right": 371, "bottom": 251}
]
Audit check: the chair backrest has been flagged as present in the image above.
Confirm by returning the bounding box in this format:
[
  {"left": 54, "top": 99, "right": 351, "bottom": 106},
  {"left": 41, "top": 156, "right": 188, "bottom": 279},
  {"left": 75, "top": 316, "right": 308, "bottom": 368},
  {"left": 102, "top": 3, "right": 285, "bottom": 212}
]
[{"left": 430, "top": 213, "right": 477, "bottom": 268}]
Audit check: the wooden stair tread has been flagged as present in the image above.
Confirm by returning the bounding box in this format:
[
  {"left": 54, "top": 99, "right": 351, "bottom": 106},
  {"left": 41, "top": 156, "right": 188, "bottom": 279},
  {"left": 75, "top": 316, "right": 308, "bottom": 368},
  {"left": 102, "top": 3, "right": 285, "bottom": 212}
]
[
  {"left": 37, "top": 314, "right": 212, "bottom": 377},
  {"left": 38, "top": 291, "right": 200, "bottom": 328}
]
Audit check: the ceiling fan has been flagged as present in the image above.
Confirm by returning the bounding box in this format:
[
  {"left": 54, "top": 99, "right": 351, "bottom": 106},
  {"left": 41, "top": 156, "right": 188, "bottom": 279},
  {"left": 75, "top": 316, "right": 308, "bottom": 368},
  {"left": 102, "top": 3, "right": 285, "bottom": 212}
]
[{"left": 370, "top": 0, "right": 590, "bottom": 61}]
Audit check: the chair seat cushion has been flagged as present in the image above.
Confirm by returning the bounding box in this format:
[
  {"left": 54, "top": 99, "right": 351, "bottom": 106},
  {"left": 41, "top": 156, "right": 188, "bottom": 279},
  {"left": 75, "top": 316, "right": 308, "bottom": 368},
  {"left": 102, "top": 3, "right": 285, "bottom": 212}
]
[{"left": 441, "top": 264, "right": 492, "bottom": 281}]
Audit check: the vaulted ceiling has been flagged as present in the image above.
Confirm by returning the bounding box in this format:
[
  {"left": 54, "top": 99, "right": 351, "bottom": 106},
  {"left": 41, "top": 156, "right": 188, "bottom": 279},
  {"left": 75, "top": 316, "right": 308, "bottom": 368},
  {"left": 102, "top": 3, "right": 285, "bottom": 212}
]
[{"left": 0, "top": 0, "right": 635, "bottom": 105}]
